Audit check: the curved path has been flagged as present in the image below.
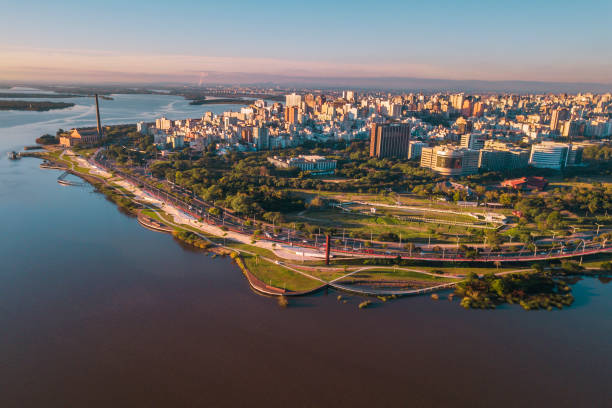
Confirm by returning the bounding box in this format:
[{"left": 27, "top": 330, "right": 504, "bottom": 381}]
[{"left": 48, "top": 150, "right": 606, "bottom": 298}]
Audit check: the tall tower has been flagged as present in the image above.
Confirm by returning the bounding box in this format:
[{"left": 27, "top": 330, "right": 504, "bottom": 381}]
[
  {"left": 325, "top": 235, "right": 331, "bottom": 265},
  {"left": 95, "top": 94, "right": 103, "bottom": 137},
  {"left": 369, "top": 122, "right": 411, "bottom": 158}
]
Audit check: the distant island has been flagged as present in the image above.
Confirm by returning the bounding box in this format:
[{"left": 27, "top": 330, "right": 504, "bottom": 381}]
[
  {"left": 189, "top": 97, "right": 252, "bottom": 105},
  {"left": 0, "top": 100, "right": 75, "bottom": 111},
  {"left": 0, "top": 93, "right": 82, "bottom": 98}
]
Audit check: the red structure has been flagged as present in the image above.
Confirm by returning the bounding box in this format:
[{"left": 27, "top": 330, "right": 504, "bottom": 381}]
[
  {"left": 325, "top": 235, "right": 331, "bottom": 265},
  {"left": 501, "top": 176, "right": 548, "bottom": 191}
]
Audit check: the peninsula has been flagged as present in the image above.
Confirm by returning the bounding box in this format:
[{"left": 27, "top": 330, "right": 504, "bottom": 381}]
[{"left": 29, "top": 87, "right": 612, "bottom": 308}]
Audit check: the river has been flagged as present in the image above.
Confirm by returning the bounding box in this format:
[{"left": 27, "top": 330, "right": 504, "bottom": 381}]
[{"left": 0, "top": 90, "right": 610, "bottom": 407}]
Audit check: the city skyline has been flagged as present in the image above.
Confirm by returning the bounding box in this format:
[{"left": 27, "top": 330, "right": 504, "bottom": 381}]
[{"left": 1, "top": 0, "right": 611, "bottom": 88}]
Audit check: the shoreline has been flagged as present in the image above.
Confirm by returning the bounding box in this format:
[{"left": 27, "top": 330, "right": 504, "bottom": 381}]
[
  {"left": 33, "top": 147, "right": 469, "bottom": 298},
  {"left": 30, "top": 146, "right": 612, "bottom": 307}
]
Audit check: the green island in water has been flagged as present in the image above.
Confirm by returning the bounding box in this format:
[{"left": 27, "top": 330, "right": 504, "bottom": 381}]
[{"left": 0, "top": 100, "right": 75, "bottom": 111}]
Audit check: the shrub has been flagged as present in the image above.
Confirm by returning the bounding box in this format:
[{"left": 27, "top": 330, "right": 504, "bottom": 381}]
[{"left": 277, "top": 296, "right": 289, "bottom": 307}]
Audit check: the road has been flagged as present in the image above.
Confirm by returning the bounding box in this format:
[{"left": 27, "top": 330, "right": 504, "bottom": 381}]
[{"left": 90, "top": 149, "right": 612, "bottom": 264}]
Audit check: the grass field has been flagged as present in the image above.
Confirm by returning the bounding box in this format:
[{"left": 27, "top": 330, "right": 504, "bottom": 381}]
[
  {"left": 242, "top": 254, "right": 322, "bottom": 292},
  {"left": 338, "top": 268, "right": 454, "bottom": 283},
  {"left": 284, "top": 208, "right": 479, "bottom": 243}
]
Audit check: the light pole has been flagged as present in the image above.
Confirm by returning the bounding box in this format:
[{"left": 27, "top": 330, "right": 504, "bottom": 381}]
[{"left": 595, "top": 223, "right": 602, "bottom": 236}]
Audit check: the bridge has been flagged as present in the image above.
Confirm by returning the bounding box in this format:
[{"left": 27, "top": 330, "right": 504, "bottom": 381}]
[{"left": 57, "top": 171, "right": 87, "bottom": 187}]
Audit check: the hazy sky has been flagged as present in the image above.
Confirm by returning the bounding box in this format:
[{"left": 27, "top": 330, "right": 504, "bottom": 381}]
[{"left": 1, "top": 0, "right": 611, "bottom": 85}]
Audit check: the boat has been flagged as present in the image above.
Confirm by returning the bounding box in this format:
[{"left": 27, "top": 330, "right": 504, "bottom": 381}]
[{"left": 8, "top": 151, "right": 20, "bottom": 160}]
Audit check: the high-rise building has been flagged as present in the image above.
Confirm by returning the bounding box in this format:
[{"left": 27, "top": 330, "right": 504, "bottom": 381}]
[
  {"left": 304, "top": 94, "right": 316, "bottom": 111},
  {"left": 460, "top": 133, "right": 486, "bottom": 150},
  {"left": 561, "top": 120, "right": 584, "bottom": 138},
  {"left": 137, "top": 121, "right": 148, "bottom": 134},
  {"left": 529, "top": 142, "right": 583, "bottom": 170},
  {"left": 284, "top": 106, "right": 299, "bottom": 124},
  {"left": 342, "top": 90, "right": 355, "bottom": 102},
  {"left": 408, "top": 140, "right": 426, "bottom": 159},
  {"left": 450, "top": 93, "right": 464, "bottom": 110},
  {"left": 420, "top": 145, "right": 479, "bottom": 176},
  {"left": 461, "top": 100, "right": 473, "bottom": 117},
  {"left": 285, "top": 93, "right": 301, "bottom": 108},
  {"left": 253, "top": 127, "right": 269, "bottom": 150},
  {"left": 472, "top": 101, "right": 485, "bottom": 117},
  {"left": 478, "top": 141, "right": 530, "bottom": 171},
  {"left": 155, "top": 116, "right": 172, "bottom": 130},
  {"left": 550, "top": 107, "right": 570, "bottom": 131},
  {"left": 241, "top": 127, "right": 253, "bottom": 143},
  {"left": 455, "top": 117, "right": 473, "bottom": 135},
  {"left": 390, "top": 103, "right": 402, "bottom": 118},
  {"left": 369, "top": 122, "right": 411, "bottom": 158}
]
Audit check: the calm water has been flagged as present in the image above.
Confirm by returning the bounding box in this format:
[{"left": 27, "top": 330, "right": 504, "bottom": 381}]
[{"left": 1, "top": 92, "right": 611, "bottom": 407}]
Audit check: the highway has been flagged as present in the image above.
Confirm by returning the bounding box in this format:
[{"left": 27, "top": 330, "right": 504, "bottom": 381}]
[{"left": 92, "top": 149, "right": 612, "bottom": 264}]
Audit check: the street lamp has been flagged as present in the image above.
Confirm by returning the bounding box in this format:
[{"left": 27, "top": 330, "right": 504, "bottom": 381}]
[{"left": 595, "top": 223, "right": 602, "bottom": 236}]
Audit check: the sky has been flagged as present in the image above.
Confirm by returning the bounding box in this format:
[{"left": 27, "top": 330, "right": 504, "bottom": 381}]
[{"left": 1, "top": 0, "right": 611, "bottom": 86}]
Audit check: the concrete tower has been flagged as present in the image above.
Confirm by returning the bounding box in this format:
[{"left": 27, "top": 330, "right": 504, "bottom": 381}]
[{"left": 95, "top": 94, "right": 103, "bottom": 137}]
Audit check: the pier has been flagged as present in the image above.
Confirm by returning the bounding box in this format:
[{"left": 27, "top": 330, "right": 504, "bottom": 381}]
[{"left": 57, "top": 171, "right": 87, "bottom": 187}]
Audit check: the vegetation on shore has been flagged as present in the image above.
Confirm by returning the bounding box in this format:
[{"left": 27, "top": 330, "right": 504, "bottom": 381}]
[
  {"left": 36, "top": 134, "right": 60, "bottom": 145},
  {"left": 455, "top": 271, "right": 574, "bottom": 311},
  {"left": 93, "top": 182, "right": 138, "bottom": 214},
  {"left": 172, "top": 230, "right": 212, "bottom": 249},
  {"left": 0, "top": 100, "right": 75, "bottom": 111},
  {"left": 0, "top": 93, "right": 82, "bottom": 98}
]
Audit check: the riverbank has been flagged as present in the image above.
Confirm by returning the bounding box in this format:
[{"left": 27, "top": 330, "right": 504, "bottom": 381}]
[
  {"left": 34, "top": 147, "right": 472, "bottom": 297},
  {"left": 188, "top": 98, "right": 251, "bottom": 105},
  {"left": 32, "top": 147, "right": 612, "bottom": 306}
]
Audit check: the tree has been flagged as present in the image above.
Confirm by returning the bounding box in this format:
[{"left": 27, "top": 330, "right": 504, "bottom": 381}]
[
  {"left": 465, "top": 272, "right": 478, "bottom": 282},
  {"left": 485, "top": 230, "right": 502, "bottom": 250},
  {"left": 491, "top": 278, "right": 508, "bottom": 297},
  {"left": 588, "top": 199, "right": 600, "bottom": 214}
]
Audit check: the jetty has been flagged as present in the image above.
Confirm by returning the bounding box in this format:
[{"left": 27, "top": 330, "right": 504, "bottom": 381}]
[{"left": 57, "top": 171, "right": 87, "bottom": 187}]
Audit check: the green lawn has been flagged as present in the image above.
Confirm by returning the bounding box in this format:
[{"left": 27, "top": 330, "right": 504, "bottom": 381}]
[
  {"left": 242, "top": 254, "right": 322, "bottom": 292},
  {"left": 284, "top": 208, "right": 479, "bottom": 243},
  {"left": 339, "top": 268, "right": 454, "bottom": 283}
]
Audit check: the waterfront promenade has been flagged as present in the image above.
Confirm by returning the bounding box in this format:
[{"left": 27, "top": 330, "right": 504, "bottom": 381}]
[{"left": 90, "top": 148, "right": 612, "bottom": 264}]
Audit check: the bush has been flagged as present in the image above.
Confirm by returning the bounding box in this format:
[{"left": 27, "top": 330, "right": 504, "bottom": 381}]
[
  {"left": 36, "top": 134, "right": 59, "bottom": 145},
  {"left": 277, "top": 296, "right": 289, "bottom": 307},
  {"left": 358, "top": 300, "right": 372, "bottom": 309}
]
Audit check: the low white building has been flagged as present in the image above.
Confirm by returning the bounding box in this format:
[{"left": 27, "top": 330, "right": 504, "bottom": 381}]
[{"left": 267, "top": 155, "right": 337, "bottom": 173}]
